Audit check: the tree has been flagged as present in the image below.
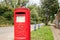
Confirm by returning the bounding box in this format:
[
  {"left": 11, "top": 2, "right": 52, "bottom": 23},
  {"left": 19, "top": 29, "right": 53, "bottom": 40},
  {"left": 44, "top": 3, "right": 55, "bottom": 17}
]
[
  {"left": 28, "top": 5, "right": 43, "bottom": 24},
  {"left": 0, "top": 0, "right": 29, "bottom": 26},
  {"left": 41, "top": 0, "right": 59, "bottom": 25},
  {"left": 1, "top": 0, "right": 29, "bottom": 8}
]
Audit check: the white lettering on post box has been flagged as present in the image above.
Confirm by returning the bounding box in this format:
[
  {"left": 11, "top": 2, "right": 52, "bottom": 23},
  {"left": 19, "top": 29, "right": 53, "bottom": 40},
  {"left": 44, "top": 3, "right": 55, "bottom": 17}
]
[{"left": 16, "top": 16, "right": 25, "bottom": 22}]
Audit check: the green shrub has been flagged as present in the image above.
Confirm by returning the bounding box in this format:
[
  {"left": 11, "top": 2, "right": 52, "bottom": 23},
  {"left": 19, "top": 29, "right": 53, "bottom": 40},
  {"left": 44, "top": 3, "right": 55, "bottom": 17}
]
[{"left": 2, "top": 11, "right": 13, "bottom": 20}]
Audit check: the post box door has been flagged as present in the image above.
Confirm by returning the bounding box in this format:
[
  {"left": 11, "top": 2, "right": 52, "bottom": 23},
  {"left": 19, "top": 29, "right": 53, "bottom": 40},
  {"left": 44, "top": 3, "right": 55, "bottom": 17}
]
[
  {"left": 14, "top": 12, "right": 30, "bottom": 40},
  {"left": 15, "top": 12, "right": 26, "bottom": 36}
]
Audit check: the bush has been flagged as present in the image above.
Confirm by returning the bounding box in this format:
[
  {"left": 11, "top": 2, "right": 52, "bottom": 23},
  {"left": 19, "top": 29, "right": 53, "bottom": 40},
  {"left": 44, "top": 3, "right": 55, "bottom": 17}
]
[
  {"left": 0, "top": 11, "right": 13, "bottom": 26},
  {"left": 2, "top": 11, "right": 13, "bottom": 20}
]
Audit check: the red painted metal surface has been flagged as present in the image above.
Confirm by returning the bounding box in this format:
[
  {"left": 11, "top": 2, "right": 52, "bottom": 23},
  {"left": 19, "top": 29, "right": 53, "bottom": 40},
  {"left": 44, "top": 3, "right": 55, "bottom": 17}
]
[{"left": 14, "top": 8, "right": 30, "bottom": 40}]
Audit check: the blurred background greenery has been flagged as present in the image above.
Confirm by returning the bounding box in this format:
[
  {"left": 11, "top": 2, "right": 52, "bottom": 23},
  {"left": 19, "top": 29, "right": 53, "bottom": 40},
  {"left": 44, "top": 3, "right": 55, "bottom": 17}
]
[{"left": 0, "top": 0, "right": 59, "bottom": 26}]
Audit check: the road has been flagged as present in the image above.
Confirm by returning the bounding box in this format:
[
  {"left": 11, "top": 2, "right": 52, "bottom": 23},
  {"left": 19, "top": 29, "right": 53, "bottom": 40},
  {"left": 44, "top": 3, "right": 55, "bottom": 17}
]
[{"left": 0, "top": 23, "right": 44, "bottom": 40}]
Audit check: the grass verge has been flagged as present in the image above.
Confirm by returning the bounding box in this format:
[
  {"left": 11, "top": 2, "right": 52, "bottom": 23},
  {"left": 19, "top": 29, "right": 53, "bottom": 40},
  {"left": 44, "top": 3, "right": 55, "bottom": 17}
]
[{"left": 31, "top": 26, "right": 54, "bottom": 40}]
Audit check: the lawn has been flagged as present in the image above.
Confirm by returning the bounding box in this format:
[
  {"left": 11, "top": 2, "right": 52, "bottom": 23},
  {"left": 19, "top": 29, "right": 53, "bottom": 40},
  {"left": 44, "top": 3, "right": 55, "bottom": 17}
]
[{"left": 31, "top": 26, "right": 54, "bottom": 40}]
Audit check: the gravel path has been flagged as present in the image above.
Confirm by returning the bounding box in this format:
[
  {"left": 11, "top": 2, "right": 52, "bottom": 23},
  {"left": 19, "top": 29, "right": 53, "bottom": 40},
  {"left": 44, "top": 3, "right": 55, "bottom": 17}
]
[{"left": 51, "top": 26, "right": 60, "bottom": 40}]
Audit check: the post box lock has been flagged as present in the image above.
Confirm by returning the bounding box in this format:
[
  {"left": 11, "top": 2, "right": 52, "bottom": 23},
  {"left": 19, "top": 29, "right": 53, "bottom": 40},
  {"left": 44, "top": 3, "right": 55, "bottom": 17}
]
[
  {"left": 17, "top": 26, "right": 23, "bottom": 27},
  {"left": 21, "top": 26, "right": 24, "bottom": 27}
]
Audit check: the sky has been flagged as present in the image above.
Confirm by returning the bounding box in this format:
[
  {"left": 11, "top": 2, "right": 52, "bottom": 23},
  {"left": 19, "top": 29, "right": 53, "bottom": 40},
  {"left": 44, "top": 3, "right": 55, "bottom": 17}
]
[
  {"left": 0, "top": 0, "right": 3, "bottom": 2},
  {"left": 29, "top": 0, "right": 41, "bottom": 5},
  {"left": 29, "top": 0, "right": 60, "bottom": 5},
  {"left": 58, "top": 0, "right": 60, "bottom": 3}
]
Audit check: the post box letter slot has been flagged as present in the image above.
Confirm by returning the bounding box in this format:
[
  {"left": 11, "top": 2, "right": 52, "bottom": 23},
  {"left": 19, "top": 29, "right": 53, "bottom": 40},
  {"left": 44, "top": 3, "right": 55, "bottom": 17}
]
[
  {"left": 16, "top": 12, "right": 25, "bottom": 14},
  {"left": 16, "top": 12, "right": 25, "bottom": 22}
]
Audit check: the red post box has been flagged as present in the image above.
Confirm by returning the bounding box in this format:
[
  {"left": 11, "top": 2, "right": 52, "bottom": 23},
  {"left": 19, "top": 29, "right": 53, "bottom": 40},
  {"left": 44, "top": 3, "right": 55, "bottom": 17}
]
[{"left": 14, "top": 8, "right": 30, "bottom": 40}]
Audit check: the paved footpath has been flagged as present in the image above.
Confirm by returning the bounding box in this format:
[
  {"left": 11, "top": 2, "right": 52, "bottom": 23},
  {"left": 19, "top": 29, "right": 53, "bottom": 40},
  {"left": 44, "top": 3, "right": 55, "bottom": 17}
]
[
  {"left": 51, "top": 26, "right": 60, "bottom": 40},
  {"left": 0, "top": 27, "right": 14, "bottom": 40},
  {"left": 0, "top": 26, "right": 35, "bottom": 40},
  {"left": 0, "top": 24, "right": 44, "bottom": 40}
]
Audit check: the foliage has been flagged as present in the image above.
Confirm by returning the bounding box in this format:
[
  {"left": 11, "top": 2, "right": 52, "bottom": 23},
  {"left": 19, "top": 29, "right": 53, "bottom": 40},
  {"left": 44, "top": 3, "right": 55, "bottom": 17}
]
[
  {"left": 28, "top": 5, "right": 44, "bottom": 24},
  {"left": 0, "top": 5, "right": 13, "bottom": 26},
  {"left": 41, "top": 0, "right": 59, "bottom": 25},
  {"left": 0, "top": 0, "right": 29, "bottom": 26},
  {"left": 0, "top": 0, "right": 59, "bottom": 26},
  {"left": 2, "top": 11, "right": 13, "bottom": 20}
]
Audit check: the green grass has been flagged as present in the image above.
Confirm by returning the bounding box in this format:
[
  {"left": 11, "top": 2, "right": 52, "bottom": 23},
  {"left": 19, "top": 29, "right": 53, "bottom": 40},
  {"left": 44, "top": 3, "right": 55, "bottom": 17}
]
[
  {"left": 31, "top": 26, "right": 54, "bottom": 40},
  {"left": 0, "top": 23, "right": 13, "bottom": 27}
]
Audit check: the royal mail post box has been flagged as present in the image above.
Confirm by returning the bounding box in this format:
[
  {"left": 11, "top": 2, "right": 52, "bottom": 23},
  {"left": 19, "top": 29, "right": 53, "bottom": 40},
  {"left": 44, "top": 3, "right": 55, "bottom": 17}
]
[{"left": 14, "top": 8, "right": 30, "bottom": 40}]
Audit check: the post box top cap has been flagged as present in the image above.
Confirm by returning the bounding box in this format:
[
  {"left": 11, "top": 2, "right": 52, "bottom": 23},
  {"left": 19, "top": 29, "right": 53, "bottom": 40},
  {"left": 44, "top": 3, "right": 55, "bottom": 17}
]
[{"left": 14, "top": 7, "right": 30, "bottom": 11}]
